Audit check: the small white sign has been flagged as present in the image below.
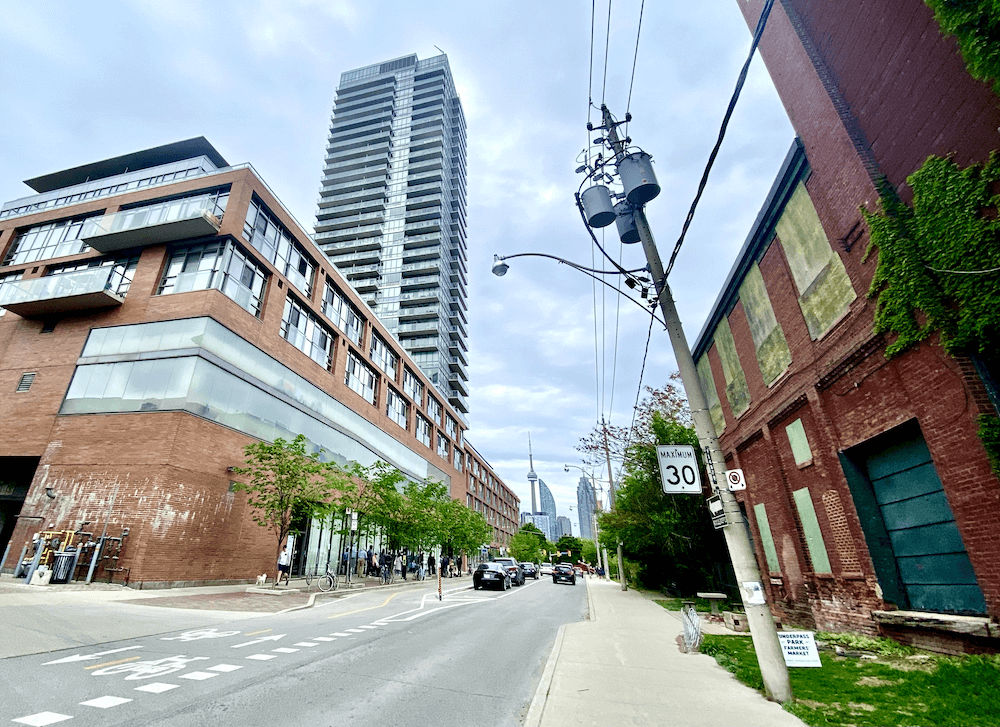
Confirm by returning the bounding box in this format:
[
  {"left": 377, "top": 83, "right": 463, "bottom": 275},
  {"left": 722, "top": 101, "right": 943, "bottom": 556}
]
[
  {"left": 777, "top": 631, "right": 822, "bottom": 667},
  {"left": 741, "top": 580, "right": 766, "bottom": 605},
  {"left": 656, "top": 445, "right": 702, "bottom": 494},
  {"left": 725, "top": 468, "right": 746, "bottom": 491}
]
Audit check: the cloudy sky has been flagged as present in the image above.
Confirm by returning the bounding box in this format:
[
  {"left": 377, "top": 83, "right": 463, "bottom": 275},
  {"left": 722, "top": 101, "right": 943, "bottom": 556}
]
[{"left": 0, "top": 1, "right": 794, "bottom": 534}]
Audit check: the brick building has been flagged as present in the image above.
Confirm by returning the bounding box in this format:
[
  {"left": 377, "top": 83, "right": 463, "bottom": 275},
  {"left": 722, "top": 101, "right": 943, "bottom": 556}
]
[
  {"left": 687, "top": 1, "right": 1000, "bottom": 652},
  {"left": 0, "top": 138, "right": 517, "bottom": 587}
]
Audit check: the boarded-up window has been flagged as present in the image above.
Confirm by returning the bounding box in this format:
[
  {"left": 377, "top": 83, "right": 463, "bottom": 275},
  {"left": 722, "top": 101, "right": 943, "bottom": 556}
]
[
  {"left": 696, "top": 355, "right": 725, "bottom": 434},
  {"left": 714, "top": 318, "right": 750, "bottom": 418},
  {"left": 785, "top": 418, "right": 812, "bottom": 466},
  {"left": 753, "top": 502, "right": 781, "bottom": 572},
  {"left": 775, "top": 182, "right": 856, "bottom": 339},
  {"left": 792, "top": 487, "right": 832, "bottom": 574},
  {"left": 739, "top": 263, "right": 791, "bottom": 384}
]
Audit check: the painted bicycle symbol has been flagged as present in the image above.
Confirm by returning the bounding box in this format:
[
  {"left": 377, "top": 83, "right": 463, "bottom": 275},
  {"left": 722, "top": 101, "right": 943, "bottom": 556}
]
[
  {"left": 91, "top": 655, "right": 209, "bottom": 680},
  {"left": 160, "top": 628, "right": 241, "bottom": 642}
]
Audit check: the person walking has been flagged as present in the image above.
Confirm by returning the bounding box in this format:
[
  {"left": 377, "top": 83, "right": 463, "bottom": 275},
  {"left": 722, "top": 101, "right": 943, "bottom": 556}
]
[
  {"left": 276, "top": 544, "right": 291, "bottom": 587},
  {"left": 428, "top": 553, "right": 436, "bottom": 575},
  {"left": 400, "top": 549, "right": 408, "bottom": 581},
  {"left": 417, "top": 551, "right": 425, "bottom": 580},
  {"left": 393, "top": 552, "right": 403, "bottom": 579},
  {"left": 441, "top": 554, "right": 450, "bottom": 578}
]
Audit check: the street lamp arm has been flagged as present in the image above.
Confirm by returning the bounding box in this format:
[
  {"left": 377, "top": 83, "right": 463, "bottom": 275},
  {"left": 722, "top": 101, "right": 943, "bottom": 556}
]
[{"left": 493, "top": 253, "right": 665, "bottom": 328}]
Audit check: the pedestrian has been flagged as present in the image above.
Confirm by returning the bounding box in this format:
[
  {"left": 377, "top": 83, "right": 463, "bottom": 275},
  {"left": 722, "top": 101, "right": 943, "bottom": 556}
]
[
  {"left": 276, "top": 543, "right": 291, "bottom": 586},
  {"left": 369, "top": 547, "right": 377, "bottom": 577},
  {"left": 393, "top": 552, "right": 403, "bottom": 578},
  {"left": 400, "top": 549, "right": 407, "bottom": 580},
  {"left": 428, "top": 553, "right": 436, "bottom": 575},
  {"left": 441, "top": 554, "right": 449, "bottom": 577},
  {"left": 417, "top": 551, "right": 425, "bottom": 580}
]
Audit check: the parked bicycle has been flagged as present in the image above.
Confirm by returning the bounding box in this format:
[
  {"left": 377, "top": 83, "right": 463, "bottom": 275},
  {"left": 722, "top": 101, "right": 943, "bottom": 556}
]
[{"left": 304, "top": 566, "right": 339, "bottom": 592}]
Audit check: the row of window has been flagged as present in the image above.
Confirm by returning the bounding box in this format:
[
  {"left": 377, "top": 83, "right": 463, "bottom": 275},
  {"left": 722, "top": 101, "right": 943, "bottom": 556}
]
[{"left": 0, "top": 165, "right": 206, "bottom": 221}]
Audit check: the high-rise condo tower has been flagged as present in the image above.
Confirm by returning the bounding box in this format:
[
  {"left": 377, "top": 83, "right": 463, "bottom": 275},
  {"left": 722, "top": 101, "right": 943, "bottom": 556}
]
[{"left": 315, "top": 53, "right": 469, "bottom": 414}]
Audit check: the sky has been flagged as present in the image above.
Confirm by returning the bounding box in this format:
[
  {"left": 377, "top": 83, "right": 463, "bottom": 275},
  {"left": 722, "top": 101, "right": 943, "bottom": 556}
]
[{"left": 0, "top": 1, "right": 795, "bottom": 535}]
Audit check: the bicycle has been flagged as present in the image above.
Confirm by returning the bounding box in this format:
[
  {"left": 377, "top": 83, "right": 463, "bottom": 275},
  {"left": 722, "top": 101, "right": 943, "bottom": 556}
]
[{"left": 304, "top": 566, "right": 339, "bottom": 592}]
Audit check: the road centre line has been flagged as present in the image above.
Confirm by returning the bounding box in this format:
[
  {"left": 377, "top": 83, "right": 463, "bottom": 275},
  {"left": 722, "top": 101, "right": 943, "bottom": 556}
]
[
  {"left": 85, "top": 655, "right": 142, "bottom": 671},
  {"left": 243, "top": 628, "right": 272, "bottom": 637}
]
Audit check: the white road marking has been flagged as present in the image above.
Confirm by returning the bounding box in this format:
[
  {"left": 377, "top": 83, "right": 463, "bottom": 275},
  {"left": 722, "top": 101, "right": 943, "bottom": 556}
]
[
  {"left": 133, "top": 683, "right": 179, "bottom": 694},
  {"left": 358, "top": 625, "right": 377, "bottom": 629},
  {"left": 271, "top": 648, "right": 299, "bottom": 653},
  {"left": 245, "top": 654, "right": 277, "bottom": 661},
  {"left": 178, "top": 671, "right": 219, "bottom": 681},
  {"left": 345, "top": 628, "right": 365, "bottom": 633},
  {"left": 208, "top": 664, "right": 242, "bottom": 673},
  {"left": 330, "top": 632, "right": 350, "bottom": 637},
  {"left": 79, "top": 696, "right": 132, "bottom": 709},
  {"left": 231, "top": 634, "right": 285, "bottom": 649},
  {"left": 12, "top": 713, "right": 73, "bottom": 726},
  {"left": 313, "top": 637, "right": 336, "bottom": 642},
  {"left": 293, "top": 642, "right": 318, "bottom": 647},
  {"left": 44, "top": 646, "right": 143, "bottom": 665}
]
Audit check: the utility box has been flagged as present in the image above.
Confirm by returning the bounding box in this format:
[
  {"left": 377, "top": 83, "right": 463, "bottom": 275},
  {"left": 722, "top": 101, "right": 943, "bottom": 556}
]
[{"left": 30, "top": 567, "right": 52, "bottom": 586}]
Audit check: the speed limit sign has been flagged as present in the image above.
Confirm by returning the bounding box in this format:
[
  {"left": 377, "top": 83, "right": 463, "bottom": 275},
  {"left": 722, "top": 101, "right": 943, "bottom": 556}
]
[
  {"left": 656, "top": 445, "right": 702, "bottom": 494},
  {"left": 725, "top": 469, "right": 746, "bottom": 491}
]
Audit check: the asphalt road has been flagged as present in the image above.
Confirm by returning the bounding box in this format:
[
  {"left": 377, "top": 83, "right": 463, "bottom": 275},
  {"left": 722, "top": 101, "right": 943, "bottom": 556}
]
[{"left": 2, "top": 576, "right": 588, "bottom": 726}]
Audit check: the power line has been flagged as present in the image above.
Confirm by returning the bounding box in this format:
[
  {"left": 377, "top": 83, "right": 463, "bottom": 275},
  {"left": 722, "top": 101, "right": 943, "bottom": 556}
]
[
  {"left": 625, "top": 0, "right": 645, "bottom": 118},
  {"left": 601, "top": 0, "right": 613, "bottom": 107},
  {"left": 587, "top": 0, "right": 596, "bottom": 160},
  {"left": 664, "top": 0, "right": 776, "bottom": 278}
]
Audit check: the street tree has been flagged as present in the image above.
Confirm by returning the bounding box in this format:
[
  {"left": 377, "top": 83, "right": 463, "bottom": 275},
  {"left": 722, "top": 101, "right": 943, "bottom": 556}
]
[
  {"left": 509, "top": 527, "right": 545, "bottom": 562},
  {"left": 554, "top": 535, "right": 584, "bottom": 562},
  {"left": 232, "top": 434, "right": 349, "bottom": 563},
  {"left": 580, "top": 538, "right": 598, "bottom": 565}
]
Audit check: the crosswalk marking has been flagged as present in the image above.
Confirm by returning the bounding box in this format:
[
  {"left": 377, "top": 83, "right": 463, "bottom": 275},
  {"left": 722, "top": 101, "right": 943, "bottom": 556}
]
[
  {"left": 208, "top": 664, "right": 242, "bottom": 673},
  {"left": 13, "top": 712, "right": 73, "bottom": 726},
  {"left": 245, "top": 654, "right": 277, "bottom": 661},
  {"left": 80, "top": 696, "right": 131, "bottom": 709},
  {"left": 134, "top": 683, "right": 179, "bottom": 693},
  {"left": 179, "top": 671, "right": 219, "bottom": 681},
  {"left": 272, "top": 647, "right": 299, "bottom": 653}
]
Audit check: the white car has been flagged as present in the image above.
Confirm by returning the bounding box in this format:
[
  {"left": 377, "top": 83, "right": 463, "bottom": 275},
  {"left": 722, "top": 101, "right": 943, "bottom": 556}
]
[{"left": 540, "top": 563, "right": 554, "bottom": 576}]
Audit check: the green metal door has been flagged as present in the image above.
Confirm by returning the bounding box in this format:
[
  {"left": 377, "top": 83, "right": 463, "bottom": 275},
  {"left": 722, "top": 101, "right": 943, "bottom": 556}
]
[{"left": 861, "top": 429, "right": 985, "bottom": 615}]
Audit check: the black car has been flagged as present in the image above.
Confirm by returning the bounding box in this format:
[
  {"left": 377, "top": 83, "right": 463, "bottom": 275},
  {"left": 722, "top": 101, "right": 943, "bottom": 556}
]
[
  {"left": 492, "top": 557, "right": 525, "bottom": 586},
  {"left": 520, "top": 562, "right": 539, "bottom": 579},
  {"left": 552, "top": 564, "right": 576, "bottom": 585},
  {"left": 473, "top": 562, "right": 511, "bottom": 591}
]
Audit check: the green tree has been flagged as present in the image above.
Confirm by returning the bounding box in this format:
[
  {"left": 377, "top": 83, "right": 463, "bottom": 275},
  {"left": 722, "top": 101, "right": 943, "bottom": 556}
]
[
  {"left": 438, "top": 496, "right": 491, "bottom": 559},
  {"left": 597, "top": 413, "right": 729, "bottom": 592},
  {"left": 554, "top": 535, "right": 584, "bottom": 562},
  {"left": 509, "top": 526, "right": 545, "bottom": 562},
  {"left": 232, "top": 434, "right": 348, "bottom": 563},
  {"left": 581, "top": 538, "right": 598, "bottom": 565}
]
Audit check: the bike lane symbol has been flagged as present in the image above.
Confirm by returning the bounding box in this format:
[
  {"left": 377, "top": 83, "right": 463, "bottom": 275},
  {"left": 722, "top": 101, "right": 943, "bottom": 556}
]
[
  {"left": 160, "top": 628, "right": 241, "bottom": 642},
  {"left": 91, "top": 655, "right": 210, "bottom": 680}
]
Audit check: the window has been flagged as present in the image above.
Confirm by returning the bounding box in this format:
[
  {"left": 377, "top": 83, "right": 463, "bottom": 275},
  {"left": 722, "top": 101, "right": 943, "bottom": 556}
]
[
  {"left": 386, "top": 387, "right": 408, "bottom": 429},
  {"left": 281, "top": 296, "right": 334, "bottom": 368},
  {"left": 426, "top": 395, "right": 442, "bottom": 423},
  {"left": 445, "top": 415, "right": 457, "bottom": 439},
  {"left": 158, "top": 241, "right": 267, "bottom": 316},
  {"left": 454, "top": 449, "right": 463, "bottom": 472},
  {"left": 345, "top": 351, "right": 378, "bottom": 405},
  {"left": 322, "top": 281, "right": 363, "bottom": 344},
  {"left": 106, "top": 187, "right": 229, "bottom": 238},
  {"left": 4, "top": 215, "right": 93, "bottom": 265},
  {"left": 403, "top": 367, "right": 423, "bottom": 404},
  {"left": 415, "top": 414, "right": 431, "bottom": 446},
  {"left": 370, "top": 334, "right": 398, "bottom": 377},
  {"left": 243, "top": 195, "right": 316, "bottom": 295},
  {"left": 752, "top": 503, "right": 781, "bottom": 572},
  {"left": 436, "top": 432, "right": 449, "bottom": 459},
  {"left": 792, "top": 488, "right": 832, "bottom": 574},
  {"left": 785, "top": 419, "right": 812, "bottom": 466}
]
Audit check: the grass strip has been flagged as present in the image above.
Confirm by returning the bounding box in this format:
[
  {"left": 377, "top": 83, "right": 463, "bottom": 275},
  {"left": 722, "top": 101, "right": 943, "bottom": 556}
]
[{"left": 699, "top": 633, "right": 1000, "bottom": 727}]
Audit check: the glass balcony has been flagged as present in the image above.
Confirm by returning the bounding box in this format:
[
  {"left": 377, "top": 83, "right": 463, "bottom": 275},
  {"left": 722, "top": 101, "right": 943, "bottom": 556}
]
[
  {"left": 0, "top": 266, "right": 130, "bottom": 317},
  {"left": 81, "top": 198, "right": 222, "bottom": 253}
]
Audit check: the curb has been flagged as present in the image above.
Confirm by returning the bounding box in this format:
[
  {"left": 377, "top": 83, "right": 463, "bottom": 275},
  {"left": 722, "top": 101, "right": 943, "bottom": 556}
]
[
  {"left": 586, "top": 577, "right": 596, "bottom": 621},
  {"left": 524, "top": 622, "right": 566, "bottom": 727}
]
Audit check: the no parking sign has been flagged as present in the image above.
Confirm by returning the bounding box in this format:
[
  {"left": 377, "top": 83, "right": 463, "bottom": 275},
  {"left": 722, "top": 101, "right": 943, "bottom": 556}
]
[{"left": 725, "top": 469, "right": 746, "bottom": 491}]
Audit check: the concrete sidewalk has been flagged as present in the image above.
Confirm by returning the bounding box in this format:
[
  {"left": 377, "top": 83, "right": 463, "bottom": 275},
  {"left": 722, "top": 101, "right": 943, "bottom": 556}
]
[{"left": 526, "top": 577, "right": 804, "bottom": 727}]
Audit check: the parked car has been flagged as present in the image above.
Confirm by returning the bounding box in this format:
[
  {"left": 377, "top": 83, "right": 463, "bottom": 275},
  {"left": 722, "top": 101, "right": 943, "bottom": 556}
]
[
  {"left": 553, "top": 563, "right": 576, "bottom": 585},
  {"left": 520, "top": 562, "right": 539, "bottom": 579},
  {"left": 540, "top": 563, "right": 554, "bottom": 576},
  {"left": 473, "top": 562, "right": 510, "bottom": 591},
  {"left": 492, "top": 557, "right": 525, "bottom": 586}
]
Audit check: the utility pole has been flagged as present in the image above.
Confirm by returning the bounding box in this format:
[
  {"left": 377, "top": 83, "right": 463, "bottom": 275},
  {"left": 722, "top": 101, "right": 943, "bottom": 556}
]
[
  {"left": 600, "top": 418, "right": 626, "bottom": 591},
  {"left": 598, "top": 105, "right": 791, "bottom": 702}
]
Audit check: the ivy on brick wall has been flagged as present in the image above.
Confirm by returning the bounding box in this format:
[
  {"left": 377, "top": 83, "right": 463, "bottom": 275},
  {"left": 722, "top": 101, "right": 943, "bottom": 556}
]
[
  {"left": 926, "top": 0, "right": 1000, "bottom": 94},
  {"left": 864, "top": 154, "right": 1000, "bottom": 475},
  {"left": 862, "top": 153, "right": 1000, "bottom": 358}
]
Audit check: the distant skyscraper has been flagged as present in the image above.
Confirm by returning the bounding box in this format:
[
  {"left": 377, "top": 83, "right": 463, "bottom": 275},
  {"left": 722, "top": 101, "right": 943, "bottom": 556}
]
[
  {"left": 576, "top": 476, "right": 597, "bottom": 540},
  {"left": 537, "top": 477, "right": 558, "bottom": 542},
  {"left": 557, "top": 516, "right": 572, "bottom": 538},
  {"left": 315, "top": 53, "right": 469, "bottom": 413},
  {"left": 520, "top": 512, "right": 552, "bottom": 540}
]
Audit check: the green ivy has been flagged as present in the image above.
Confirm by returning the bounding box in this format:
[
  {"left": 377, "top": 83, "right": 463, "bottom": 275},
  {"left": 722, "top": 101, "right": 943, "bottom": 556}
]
[
  {"left": 978, "top": 413, "right": 1000, "bottom": 476},
  {"left": 926, "top": 0, "right": 1000, "bottom": 94},
  {"left": 863, "top": 153, "right": 1000, "bottom": 358}
]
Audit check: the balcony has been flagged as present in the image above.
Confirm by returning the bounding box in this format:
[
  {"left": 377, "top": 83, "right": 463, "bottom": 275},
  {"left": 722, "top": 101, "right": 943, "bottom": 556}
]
[
  {"left": 0, "top": 266, "right": 130, "bottom": 318},
  {"left": 81, "top": 203, "right": 221, "bottom": 253}
]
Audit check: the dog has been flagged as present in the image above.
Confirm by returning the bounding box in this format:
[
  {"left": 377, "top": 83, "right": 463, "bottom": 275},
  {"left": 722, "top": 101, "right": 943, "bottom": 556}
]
[{"left": 255, "top": 573, "right": 268, "bottom": 586}]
